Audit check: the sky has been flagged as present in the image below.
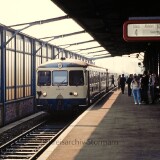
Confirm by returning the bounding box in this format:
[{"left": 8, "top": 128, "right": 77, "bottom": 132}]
[
  {"left": 0, "top": 0, "right": 144, "bottom": 74},
  {"left": 95, "top": 56, "right": 143, "bottom": 75}
]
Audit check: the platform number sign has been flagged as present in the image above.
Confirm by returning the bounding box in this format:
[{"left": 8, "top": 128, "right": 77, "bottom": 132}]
[{"left": 123, "top": 20, "right": 160, "bottom": 41}]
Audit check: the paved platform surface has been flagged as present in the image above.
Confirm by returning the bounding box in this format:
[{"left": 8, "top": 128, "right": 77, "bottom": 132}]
[{"left": 25, "top": 90, "right": 160, "bottom": 159}]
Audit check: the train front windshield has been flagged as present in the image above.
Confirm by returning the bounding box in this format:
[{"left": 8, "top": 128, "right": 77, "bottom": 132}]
[
  {"left": 37, "top": 71, "right": 51, "bottom": 86},
  {"left": 52, "top": 71, "right": 68, "bottom": 86},
  {"left": 37, "top": 70, "right": 84, "bottom": 86},
  {"left": 69, "top": 70, "right": 84, "bottom": 86}
]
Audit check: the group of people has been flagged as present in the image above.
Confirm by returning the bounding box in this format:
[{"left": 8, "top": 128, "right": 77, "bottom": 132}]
[{"left": 117, "top": 71, "right": 158, "bottom": 105}]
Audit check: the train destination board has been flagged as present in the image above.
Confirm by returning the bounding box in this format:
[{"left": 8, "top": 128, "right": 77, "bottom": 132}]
[
  {"left": 128, "top": 23, "right": 160, "bottom": 37},
  {"left": 123, "top": 20, "right": 160, "bottom": 41}
]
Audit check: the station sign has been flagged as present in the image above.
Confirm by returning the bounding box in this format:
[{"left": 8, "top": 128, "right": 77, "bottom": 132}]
[{"left": 123, "top": 20, "right": 160, "bottom": 41}]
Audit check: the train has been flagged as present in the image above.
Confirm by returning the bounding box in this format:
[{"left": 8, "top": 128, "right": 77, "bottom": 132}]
[{"left": 36, "top": 57, "right": 115, "bottom": 112}]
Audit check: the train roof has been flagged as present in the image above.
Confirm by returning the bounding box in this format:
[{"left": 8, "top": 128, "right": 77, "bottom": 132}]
[{"left": 37, "top": 58, "right": 107, "bottom": 70}]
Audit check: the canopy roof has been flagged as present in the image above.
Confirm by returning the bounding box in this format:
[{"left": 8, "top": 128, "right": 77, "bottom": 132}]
[
  {"left": 51, "top": 0, "right": 160, "bottom": 57},
  {"left": 0, "top": 0, "right": 110, "bottom": 60}
]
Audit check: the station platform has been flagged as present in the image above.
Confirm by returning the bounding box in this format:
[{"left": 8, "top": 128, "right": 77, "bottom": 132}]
[{"left": 38, "top": 89, "right": 160, "bottom": 160}]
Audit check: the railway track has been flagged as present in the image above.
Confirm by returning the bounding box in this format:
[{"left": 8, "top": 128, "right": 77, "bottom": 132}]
[
  {"left": 0, "top": 120, "right": 70, "bottom": 160},
  {"left": 0, "top": 88, "right": 116, "bottom": 160}
]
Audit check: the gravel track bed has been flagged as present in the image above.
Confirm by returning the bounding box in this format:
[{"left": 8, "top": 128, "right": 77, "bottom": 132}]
[{"left": 0, "top": 112, "right": 48, "bottom": 146}]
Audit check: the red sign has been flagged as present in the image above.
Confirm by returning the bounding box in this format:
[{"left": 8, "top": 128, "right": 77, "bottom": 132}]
[{"left": 123, "top": 20, "right": 160, "bottom": 42}]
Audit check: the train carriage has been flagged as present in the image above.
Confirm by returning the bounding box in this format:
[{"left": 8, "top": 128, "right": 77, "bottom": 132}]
[{"left": 36, "top": 58, "right": 109, "bottom": 112}]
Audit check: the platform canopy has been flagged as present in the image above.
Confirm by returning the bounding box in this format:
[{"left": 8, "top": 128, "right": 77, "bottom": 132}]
[{"left": 0, "top": 0, "right": 111, "bottom": 60}]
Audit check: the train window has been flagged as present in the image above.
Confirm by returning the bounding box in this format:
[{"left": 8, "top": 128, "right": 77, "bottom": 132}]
[
  {"left": 37, "top": 71, "right": 51, "bottom": 86},
  {"left": 52, "top": 71, "right": 68, "bottom": 86},
  {"left": 69, "top": 70, "right": 84, "bottom": 86}
]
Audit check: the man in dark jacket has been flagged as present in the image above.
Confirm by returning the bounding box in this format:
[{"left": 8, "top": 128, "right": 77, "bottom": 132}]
[
  {"left": 126, "top": 74, "right": 133, "bottom": 96},
  {"left": 141, "top": 70, "right": 149, "bottom": 104},
  {"left": 120, "top": 74, "right": 126, "bottom": 94}
]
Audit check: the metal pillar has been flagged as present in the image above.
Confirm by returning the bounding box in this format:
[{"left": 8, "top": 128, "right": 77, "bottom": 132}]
[
  {"left": 32, "top": 39, "right": 36, "bottom": 112},
  {"left": 1, "top": 29, "right": 6, "bottom": 126}
]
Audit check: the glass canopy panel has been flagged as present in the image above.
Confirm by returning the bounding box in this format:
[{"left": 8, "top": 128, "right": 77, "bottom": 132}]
[{"left": 0, "top": 0, "right": 109, "bottom": 59}]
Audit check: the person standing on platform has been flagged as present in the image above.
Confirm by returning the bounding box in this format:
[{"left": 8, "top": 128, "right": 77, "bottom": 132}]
[
  {"left": 120, "top": 74, "right": 126, "bottom": 94},
  {"left": 141, "top": 70, "right": 149, "bottom": 104},
  {"left": 111, "top": 75, "right": 116, "bottom": 87},
  {"left": 117, "top": 75, "right": 121, "bottom": 90},
  {"left": 149, "top": 73, "right": 156, "bottom": 104},
  {"left": 131, "top": 74, "right": 141, "bottom": 105},
  {"left": 126, "top": 74, "right": 133, "bottom": 96}
]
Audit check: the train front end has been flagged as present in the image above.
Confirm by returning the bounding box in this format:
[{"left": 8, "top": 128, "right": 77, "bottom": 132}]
[{"left": 36, "top": 59, "right": 88, "bottom": 112}]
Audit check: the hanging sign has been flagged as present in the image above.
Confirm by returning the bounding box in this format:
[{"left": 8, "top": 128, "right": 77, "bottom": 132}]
[{"left": 123, "top": 20, "right": 160, "bottom": 41}]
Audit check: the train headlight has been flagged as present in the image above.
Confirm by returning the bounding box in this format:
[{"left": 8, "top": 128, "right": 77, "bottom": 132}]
[
  {"left": 42, "top": 92, "right": 47, "bottom": 97},
  {"left": 70, "top": 92, "right": 78, "bottom": 96},
  {"left": 73, "top": 92, "right": 78, "bottom": 96}
]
